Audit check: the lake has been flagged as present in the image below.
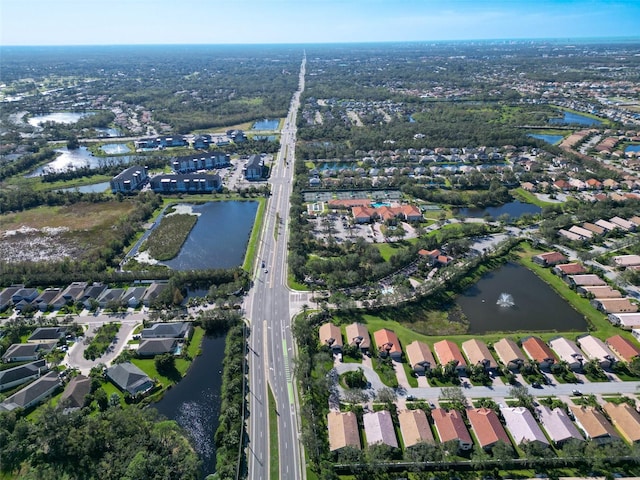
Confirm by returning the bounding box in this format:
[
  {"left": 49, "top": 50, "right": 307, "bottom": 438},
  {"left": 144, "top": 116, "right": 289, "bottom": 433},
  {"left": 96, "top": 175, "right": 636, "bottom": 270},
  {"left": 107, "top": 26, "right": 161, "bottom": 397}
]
[
  {"left": 625, "top": 144, "right": 640, "bottom": 153},
  {"left": 26, "top": 147, "right": 140, "bottom": 176},
  {"left": 455, "top": 201, "right": 541, "bottom": 220},
  {"left": 251, "top": 118, "right": 279, "bottom": 130},
  {"left": 60, "top": 181, "right": 110, "bottom": 193},
  {"left": 528, "top": 133, "right": 564, "bottom": 145},
  {"left": 162, "top": 201, "right": 258, "bottom": 270},
  {"left": 100, "top": 143, "right": 131, "bottom": 154},
  {"left": 154, "top": 334, "right": 225, "bottom": 478},
  {"left": 457, "top": 262, "right": 588, "bottom": 334},
  {"left": 549, "top": 111, "right": 602, "bottom": 126},
  {"left": 27, "top": 111, "right": 95, "bottom": 126}
]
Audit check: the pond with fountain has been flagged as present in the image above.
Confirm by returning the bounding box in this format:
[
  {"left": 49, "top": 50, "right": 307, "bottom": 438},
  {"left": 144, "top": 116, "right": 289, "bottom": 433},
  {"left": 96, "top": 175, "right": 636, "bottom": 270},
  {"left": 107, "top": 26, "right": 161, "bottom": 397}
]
[{"left": 456, "top": 262, "right": 588, "bottom": 334}]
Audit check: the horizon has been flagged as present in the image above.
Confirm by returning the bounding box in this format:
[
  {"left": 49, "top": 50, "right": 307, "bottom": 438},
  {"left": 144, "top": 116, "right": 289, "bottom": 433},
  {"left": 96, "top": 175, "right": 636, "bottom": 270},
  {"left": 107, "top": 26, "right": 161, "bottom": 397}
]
[{"left": 2, "top": 0, "right": 640, "bottom": 47}]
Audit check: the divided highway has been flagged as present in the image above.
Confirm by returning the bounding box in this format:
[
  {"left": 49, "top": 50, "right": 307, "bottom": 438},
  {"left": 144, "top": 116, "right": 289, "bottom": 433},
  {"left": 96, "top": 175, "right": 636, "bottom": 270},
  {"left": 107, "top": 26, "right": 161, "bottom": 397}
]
[{"left": 246, "top": 54, "right": 306, "bottom": 480}]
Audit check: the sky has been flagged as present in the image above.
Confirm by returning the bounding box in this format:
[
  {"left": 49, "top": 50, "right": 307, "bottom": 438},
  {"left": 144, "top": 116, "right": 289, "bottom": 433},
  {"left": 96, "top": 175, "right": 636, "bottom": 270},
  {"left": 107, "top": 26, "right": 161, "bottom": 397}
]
[{"left": 1, "top": 0, "right": 639, "bottom": 46}]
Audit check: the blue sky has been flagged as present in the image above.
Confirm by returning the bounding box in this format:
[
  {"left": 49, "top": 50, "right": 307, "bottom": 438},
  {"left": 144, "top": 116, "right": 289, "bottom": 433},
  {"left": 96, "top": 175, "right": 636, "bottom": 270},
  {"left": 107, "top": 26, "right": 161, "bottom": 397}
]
[{"left": 2, "top": 0, "right": 639, "bottom": 46}]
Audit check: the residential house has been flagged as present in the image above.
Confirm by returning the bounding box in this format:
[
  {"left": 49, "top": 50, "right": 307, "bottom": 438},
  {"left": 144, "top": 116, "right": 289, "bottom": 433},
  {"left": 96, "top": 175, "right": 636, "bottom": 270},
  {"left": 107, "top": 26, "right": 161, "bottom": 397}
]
[
  {"left": 58, "top": 375, "right": 92, "bottom": 411},
  {"left": 110, "top": 166, "right": 148, "bottom": 193},
  {"left": 610, "top": 216, "right": 635, "bottom": 232},
  {"left": 537, "top": 406, "right": 584, "bottom": 446},
  {"left": 2, "top": 343, "right": 54, "bottom": 363},
  {"left": 493, "top": 338, "right": 525, "bottom": 370},
  {"left": 608, "top": 313, "right": 640, "bottom": 329},
  {"left": 0, "top": 360, "right": 48, "bottom": 392},
  {"left": 327, "top": 411, "right": 361, "bottom": 451},
  {"left": 580, "top": 286, "right": 622, "bottom": 298},
  {"left": 192, "top": 134, "right": 212, "bottom": 150},
  {"left": 373, "top": 328, "right": 402, "bottom": 360},
  {"left": 97, "top": 288, "right": 126, "bottom": 308},
  {"left": 553, "top": 263, "right": 586, "bottom": 277},
  {"left": 501, "top": 406, "right": 549, "bottom": 448},
  {"left": 405, "top": 341, "right": 436, "bottom": 373},
  {"left": 462, "top": 339, "right": 498, "bottom": 371},
  {"left": 0, "top": 371, "right": 61, "bottom": 412},
  {"left": 398, "top": 409, "right": 434, "bottom": 448},
  {"left": 28, "top": 327, "right": 66, "bottom": 343},
  {"left": 570, "top": 405, "right": 620, "bottom": 444},
  {"left": 141, "top": 282, "right": 169, "bottom": 307},
  {"left": 521, "top": 336, "right": 557, "bottom": 369},
  {"left": 467, "top": 407, "right": 511, "bottom": 450},
  {"left": 532, "top": 251, "right": 567, "bottom": 267},
  {"left": 106, "top": 362, "right": 154, "bottom": 397},
  {"left": 577, "top": 335, "right": 616, "bottom": 368},
  {"left": 244, "top": 154, "right": 263, "bottom": 180},
  {"left": 591, "top": 298, "right": 638, "bottom": 314},
  {"left": 595, "top": 219, "right": 619, "bottom": 232},
  {"left": 123, "top": 286, "right": 148, "bottom": 308},
  {"left": 52, "top": 282, "right": 88, "bottom": 309},
  {"left": 431, "top": 408, "right": 473, "bottom": 451},
  {"left": 549, "top": 337, "right": 584, "bottom": 371},
  {"left": 318, "top": 323, "right": 343, "bottom": 352},
  {"left": 150, "top": 173, "right": 221, "bottom": 193},
  {"left": 0, "top": 285, "right": 24, "bottom": 311},
  {"left": 613, "top": 255, "right": 640, "bottom": 268},
  {"left": 11, "top": 287, "right": 38, "bottom": 304},
  {"left": 141, "top": 322, "right": 191, "bottom": 339},
  {"left": 582, "top": 222, "right": 606, "bottom": 235},
  {"left": 602, "top": 402, "right": 640, "bottom": 444},
  {"left": 32, "top": 288, "right": 62, "bottom": 312},
  {"left": 568, "top": 225, "right": 593, "bottom": 240},
  {"left": 605, "top": 335, "right": 640, "bottom": 363},
  {"left": 567, "top": 274, "right": 607, "bottom": 289},
  {"left": 345, "top": 323, "right": 370, "bottom": 352},
  {"left": 136, "top": 338, "right": 179, "bottom": 357},
  {"left": 363, "top": 410, "right": 398, "bottom": 448},
  {"left": 559, "top": 229, "right": 586, "bottom": 242},
  {"left": 81, "top": 283, "right": 108, "bottom": 308},
  {"left": 433, "top": 339, "right": 467, "bottom": 374}
]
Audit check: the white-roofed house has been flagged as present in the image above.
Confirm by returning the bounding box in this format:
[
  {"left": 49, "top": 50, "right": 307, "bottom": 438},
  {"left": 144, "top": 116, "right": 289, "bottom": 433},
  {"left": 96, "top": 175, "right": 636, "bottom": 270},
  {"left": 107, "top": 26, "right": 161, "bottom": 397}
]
[
  {"left": 576, "top": 334, "right": 616, "bottom": 368},
  {"left": 537, "top": 405, "right": 584, "bottom": 446},
  {"left": 363, "top": 410, "right": 398, "bottom": 448},
  {"left": 501, "top": 406, "right": 549, "bottom": 449},
  {"left": 549, "top": 337, "right": 584, "bottom": 371}
]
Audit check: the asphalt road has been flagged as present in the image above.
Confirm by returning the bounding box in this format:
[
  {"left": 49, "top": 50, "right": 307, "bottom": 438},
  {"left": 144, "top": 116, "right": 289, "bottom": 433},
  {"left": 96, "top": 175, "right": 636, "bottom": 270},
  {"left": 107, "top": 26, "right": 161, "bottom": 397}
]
[{"left": 246, "top": 54, "right": 306, "bottom": 480}]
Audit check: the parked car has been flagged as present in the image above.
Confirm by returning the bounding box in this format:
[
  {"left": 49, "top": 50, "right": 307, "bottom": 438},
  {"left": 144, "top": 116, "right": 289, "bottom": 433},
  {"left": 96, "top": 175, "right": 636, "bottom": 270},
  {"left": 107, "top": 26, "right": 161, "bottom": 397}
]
[{"left": 572, "top": 389, "right": 583, "bottom": 396}]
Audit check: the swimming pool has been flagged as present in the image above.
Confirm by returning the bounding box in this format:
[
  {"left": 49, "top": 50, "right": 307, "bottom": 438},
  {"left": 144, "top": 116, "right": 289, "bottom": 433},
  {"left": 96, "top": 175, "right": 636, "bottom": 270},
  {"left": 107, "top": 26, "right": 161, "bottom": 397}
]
[{"left": 371, "top": 202, "right": 391, "bottom": 208}]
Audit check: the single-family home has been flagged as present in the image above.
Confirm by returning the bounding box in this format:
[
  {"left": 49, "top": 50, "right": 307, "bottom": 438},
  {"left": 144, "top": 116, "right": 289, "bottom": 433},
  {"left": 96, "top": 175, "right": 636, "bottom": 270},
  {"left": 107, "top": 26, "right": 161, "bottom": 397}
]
[
  {"left": 405, "top": 341, "right": 436, "bottom": 373},
  {"left": 81, "top": 283, "right": 108, "bottom": 308},
  {"left": 106, "top": 362, "right": 154, "bottom": 397},
  {"left": 577, "top": 335, "right": 616, "bottom": 368},
  {"left": 553, "top": 263, "right": 587, "bottom": 277},
  {"left": 579, "top": 286, "right": 622, "bottom": 298},
  {"left": 244, "top": 154, "right": 263, "bottom": 180},
  {"left": 11, "top": 287, "right": 39, "bottom": 304},
  {"left": 123, "top": 286, "right": 148, "bottom": 308},
  {"left": 363, "top": 410, "right": 398, "bottom": 448},
  {"left": 610, "top": 216, "right": 635, "bottom": 232},
  {"left": 567, "top": 274, "right": 607, "bottom": 288},
  {"left": 501, "top": 406, "right": 549, "bottom": 448},
  {"left": 345, "top": 323, "right": 370, "bottom": 352},
  {"left": 398, "top": 409, "right": 434, "bottom": 448},
  {"left": 532, "top": 251, "right": 568, "bottom": 267},
  {"left": 33, "top": 288, "right": 62, "bottom": 312},
  {"left": 431, "top": 408, "right": 473, "bottom": 451},
  {"left": 606, "top": 335, "right": 640, "bottom": 363},
  {"left": 327, "top": 411, "right": 361, "bottom": 451},
  {"left": 570, "top": 405, "right": 620, "bottom": 444},
  {"left": 591, "top": 298, "right": 638, "bottom": 314},
  {"left": 0, "top": 359, "right": 48, "bottom": 392},
  {"left": 612, "top": 255, "right": 640, "bottom": 268},
  {"left": 433, "top": 339, "right": 467, "bottom": 374},
  {"left": 110, "top": 166, "right": 149, "bottom": 193},
  {"left": 373, "top": 328, "right": 402, "bottom": 360},
  {"left": 467, "top": 407, "right": 511, "bottom": 450},
  {"left": 141, "top": 282, "right": 169, "bottom": 307},
  {"left": 462, "top": 339, "right": 498, "bottom": 371},
  {"left": 141, "top": 322, "right": 192, "bottom": 340},
  {"left": 568, "top": 225, "right": 593, "bottom": 240},
  {"left": 97, "top": 288, "right": 126, "bottom": 308},
  {"left": 608, "top": 313, "right": 640, "bottom": 329},
  {"left": 582, "top": 222, "right": 606, "bottom": 235},
  {"left": 602, "top": 402, "right": 640, "bottom": 444},
  {"left": 0, "top": 285, "right": 24, "bottom": 311},
  {"left": 0, "top": 371, "right": 61, "bottom": 412},
  {"left": 318, "top": 323, "right": 343, "bottom": 351},
  {"left": 52, "top": 282, "right": 88, "bottom": 309},
  {"left": 549, "top": 337, "right": 584, "bottom": 370},
  {"left": 2, "top": 343, "right": 47, "bottom": 363},
  {"left": 58, "top": 375, "right": 92, "bottom": 411},
  {"left": 521, "top": 336, "right": 557, "bottom": 369},
  {"left": 136, "top": 338, "right": 179, "bottom": 357},
  {"left": 537, "top": 406, "right": 584, "bottom": 446},
  {"left": 493, "top": 338, "right": 525, "bottom": 370},
  {"left": 28, "top": 327, "right": 66, "bottom": 343},
  {"left": 595, "top": 219, "right": 619, "bottom": 232}
]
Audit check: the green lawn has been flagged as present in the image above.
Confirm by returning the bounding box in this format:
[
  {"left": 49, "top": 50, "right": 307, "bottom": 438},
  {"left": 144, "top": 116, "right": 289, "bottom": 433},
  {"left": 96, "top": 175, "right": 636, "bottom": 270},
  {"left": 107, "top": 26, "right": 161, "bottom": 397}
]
[{"left": 243, "top": 197, "right": 266, "bottom": 272}]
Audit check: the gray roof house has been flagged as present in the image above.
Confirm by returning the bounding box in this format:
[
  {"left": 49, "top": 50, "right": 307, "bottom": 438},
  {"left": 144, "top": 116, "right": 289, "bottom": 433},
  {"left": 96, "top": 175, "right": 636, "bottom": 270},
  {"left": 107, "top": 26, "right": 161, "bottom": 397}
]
[
  {"left": 501, "top": 406, "right": 549, "bottom": 448},
  {"left": 142, "top": 282, "right": 169, "bottom": 307},
  {"left": 0, "top": 359, "right": 48, "bottom": 392},
  {"left": 137, "top": 338, "right": 179, "bottom": 357},
  {"left": 97, "top": 288, "right": 126, "bottom": 308},
  {"left": 28, "top": 326, "right": 66, "bottom": 343},
  {"left": 106, "top": 362, "right": 154, "bottom": 396},
  {"left": 141, "top": 322, "right": 191, "bottom": 339},
  {"left": 2, "top": 343, "right": 41, "bottom": 363},
  {"left": 110, "top": 165, "right": 149, "bottom": 193},
  {"left": 537, "top": 405, "right": 584, "bottom": 446},
  {"left": 0, "top": 371, "right": 61, "bottom": 412},
  {"left": 59, "top": 374, "right": 92, "bottom": 411},
  {"left": 11, "top": 287, "right": 39, "bottom": 304},
  {"left": 81, "top": 283, "right": 108, "bottom": 308},
  {"left": 0, "top": 285, "right": 24, "bottom": 311},
  {"left": 244, "top": 154, "right": 263, "bottom": 180},
  {"left": 123, "top": 286, "right": 148, "bottom": 308},
  {"left": 33, "top": 288, "right": 62, "bottom": 312},
  {"left": 52, "top": 282, "right": 88, "bottom": 309}
]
